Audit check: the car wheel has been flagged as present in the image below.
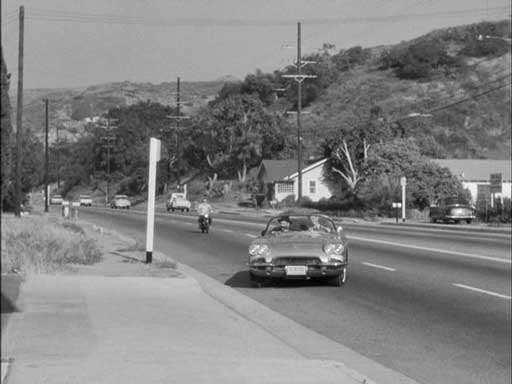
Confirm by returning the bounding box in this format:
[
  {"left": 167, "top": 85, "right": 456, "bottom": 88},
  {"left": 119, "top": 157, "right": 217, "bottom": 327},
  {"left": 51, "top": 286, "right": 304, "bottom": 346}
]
[
  {"left": 466, "top": 219, "right": 472, "bottom": 224},
  {"left": 186, "top": 208, "right": 190, "bottom": 212},
  {"left": 172, "top": 208, "right": 175, "bottom": 212},
  {"left": 332, "top": 267, "right": 347, "bottom": 287}
]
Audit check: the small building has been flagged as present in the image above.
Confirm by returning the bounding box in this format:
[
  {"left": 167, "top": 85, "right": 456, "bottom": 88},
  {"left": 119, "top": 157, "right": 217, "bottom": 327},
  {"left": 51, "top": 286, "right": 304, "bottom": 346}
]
[
  {"left": 432, "top": 159, "right": 511, "bottom": 204},
  {"left": 255, "top": 158, "right": 333, "bottom": 202}
]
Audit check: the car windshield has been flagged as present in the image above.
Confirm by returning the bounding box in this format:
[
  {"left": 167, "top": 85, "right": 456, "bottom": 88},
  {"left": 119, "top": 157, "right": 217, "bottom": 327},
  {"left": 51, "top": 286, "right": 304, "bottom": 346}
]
[
  {"left": 115, "top": 195, "right": 128, "bottom": 199},
  {"left": 265, "top": 214, "right": 335, "bottom": 235}
]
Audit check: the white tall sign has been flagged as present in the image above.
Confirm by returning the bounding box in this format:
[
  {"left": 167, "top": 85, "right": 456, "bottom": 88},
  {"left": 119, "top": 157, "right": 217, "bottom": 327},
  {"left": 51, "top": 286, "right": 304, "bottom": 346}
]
[
  {"left": 146, "top": 138, "right": 161, "bottom": 263},
  {"left": 400, "top": 176, "right": 407, "bottom": 222}
]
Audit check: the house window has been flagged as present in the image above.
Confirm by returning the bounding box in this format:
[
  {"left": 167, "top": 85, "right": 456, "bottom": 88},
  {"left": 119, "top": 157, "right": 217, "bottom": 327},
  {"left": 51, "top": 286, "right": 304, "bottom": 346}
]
[
  {"left": 309, "top": 180, "right": 316, "bottom": 194},
  {"left": 277, "top": 183, "right": 294, "bottom": 194}
]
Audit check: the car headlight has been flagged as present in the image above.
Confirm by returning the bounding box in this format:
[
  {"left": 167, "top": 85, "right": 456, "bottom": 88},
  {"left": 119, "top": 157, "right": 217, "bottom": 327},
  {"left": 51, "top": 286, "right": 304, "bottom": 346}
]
[
  {"left": 323, "top": 243, "right": 344, "bottom": 256},
  {"left": 249, "top": 243, "right": 270, "bottom": 257}
]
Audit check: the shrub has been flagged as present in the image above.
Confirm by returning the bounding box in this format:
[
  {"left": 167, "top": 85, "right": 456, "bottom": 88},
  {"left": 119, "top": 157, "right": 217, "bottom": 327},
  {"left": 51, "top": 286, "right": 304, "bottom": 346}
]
[
  {"left": 476, "top": 198, "right": 511, "bottom": 223},
  {"left": 1, "top": 215, "right": 102, "bottom": 274}
]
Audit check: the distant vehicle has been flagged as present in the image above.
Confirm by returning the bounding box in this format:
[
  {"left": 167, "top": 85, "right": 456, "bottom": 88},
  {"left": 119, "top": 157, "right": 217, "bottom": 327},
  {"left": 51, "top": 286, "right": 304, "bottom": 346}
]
[
  {"left": 49, "top": 194, "right": 63, "bottom": 205},
  {"left": 79, "top": 195, "right": 93, "bottom": 207},
  {"left": 248, "top": 210, "right": 349, "bottom": 287},
  {"left": 166, "top": 193, "right": 191, "bottom": 212},
  {"left": 110, "top": 195, "right": 131, "bottom": 209},
  {"left": 429, "top": 197, "right": 476, "bottom": 224}
]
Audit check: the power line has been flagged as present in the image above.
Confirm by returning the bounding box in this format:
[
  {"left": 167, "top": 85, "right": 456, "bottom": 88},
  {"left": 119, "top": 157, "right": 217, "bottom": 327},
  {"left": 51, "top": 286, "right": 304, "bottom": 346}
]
[
  {"left": 24, "top": 6, "right": 510, "bottom": 27},
  {"left": 392, "top": 80, "right": 511, "bottom": 123},
  {"left": 428, "top": 82, "right": 511, "bottom": 114},
  {"left": 399, "top": 73, "right": 512, "bottom": 115}
]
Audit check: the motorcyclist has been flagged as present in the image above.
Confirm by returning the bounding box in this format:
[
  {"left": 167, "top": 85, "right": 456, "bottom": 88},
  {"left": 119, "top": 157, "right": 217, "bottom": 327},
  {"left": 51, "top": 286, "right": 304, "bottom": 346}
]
[{"left": 197, "top": 197, "right": 213, "bottom": 226}]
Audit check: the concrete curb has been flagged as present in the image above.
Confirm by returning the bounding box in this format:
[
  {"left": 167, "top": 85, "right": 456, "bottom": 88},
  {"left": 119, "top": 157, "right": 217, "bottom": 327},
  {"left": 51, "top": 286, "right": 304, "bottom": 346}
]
[{"left": 175, "top": 261, "right": 420, "bottom": 384}]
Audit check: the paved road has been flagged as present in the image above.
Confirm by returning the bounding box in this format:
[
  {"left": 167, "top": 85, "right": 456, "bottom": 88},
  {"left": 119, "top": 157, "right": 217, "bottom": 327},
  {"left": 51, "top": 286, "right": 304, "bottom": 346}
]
[{"left": 80, "top": 208, "right": 511, "bottom": 384}]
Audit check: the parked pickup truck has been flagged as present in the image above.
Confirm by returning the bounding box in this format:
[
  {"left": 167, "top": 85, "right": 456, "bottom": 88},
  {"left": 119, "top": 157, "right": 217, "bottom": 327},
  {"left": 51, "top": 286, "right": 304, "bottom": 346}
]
[
  {"left": 429, "top": 197, "right": 476, "bottom": 224},
  {"left": 166, "top": 193, "right": 191, "bottom": 212}
]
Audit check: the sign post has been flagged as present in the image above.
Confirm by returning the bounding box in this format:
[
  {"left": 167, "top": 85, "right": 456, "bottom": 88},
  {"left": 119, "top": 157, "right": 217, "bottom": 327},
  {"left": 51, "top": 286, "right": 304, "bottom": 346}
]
[
  {"left": 489, "top": 173, "right": 502, "bottom": 209},
  {"left": 146, "top": 138, "right": 161, "bottom": 263},
  {"left": 400, "top": 177, "right": 407, "bottom": 222}
]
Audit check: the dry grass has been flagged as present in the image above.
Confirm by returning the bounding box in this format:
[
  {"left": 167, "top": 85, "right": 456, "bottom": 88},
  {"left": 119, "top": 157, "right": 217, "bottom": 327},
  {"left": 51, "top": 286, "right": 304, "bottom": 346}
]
[{"left": 1, "top": 214, "right": 102, "bottom": 274}]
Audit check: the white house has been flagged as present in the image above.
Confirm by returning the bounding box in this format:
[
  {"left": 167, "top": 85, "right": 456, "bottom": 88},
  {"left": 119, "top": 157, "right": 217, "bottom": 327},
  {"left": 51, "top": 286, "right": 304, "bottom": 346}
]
[
  {"left": 432, "top": 159, "right": 511, "bottom": 204},
  {"left": 255, "top": 159, "right": 333, "bottom": 202}
]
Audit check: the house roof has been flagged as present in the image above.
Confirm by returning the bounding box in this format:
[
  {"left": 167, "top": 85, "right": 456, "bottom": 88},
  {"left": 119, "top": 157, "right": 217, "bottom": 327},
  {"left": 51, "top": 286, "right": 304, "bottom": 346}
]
[
  {"left": 285, "top": 158, "right": 328, "bottom": 180},
  {"left": 432, "top": 159, "right": 511, "bottom": 182},
  {"left": 258, "top": 160, "right": 302, "bottom": 182}
]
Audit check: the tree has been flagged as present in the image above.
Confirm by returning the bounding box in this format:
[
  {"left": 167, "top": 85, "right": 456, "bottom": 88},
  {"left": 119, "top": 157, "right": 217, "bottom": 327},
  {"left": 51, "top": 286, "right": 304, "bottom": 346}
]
[
  {"left": 322, "top": 105, "right": 394, "bottom": 193},
  {"left": 361, "top": 138, "right": 465, "bottom": 210},
  {"left": 193, "top": 94, "right": 286, "bottom": 183},
  {"left": 1, "top": 46, "right": 13, "bottom": 210}
]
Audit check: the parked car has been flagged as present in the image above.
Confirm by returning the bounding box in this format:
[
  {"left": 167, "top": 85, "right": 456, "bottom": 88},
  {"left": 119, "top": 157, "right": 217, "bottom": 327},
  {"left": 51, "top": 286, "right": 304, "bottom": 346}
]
[
  {"left": 79, "top": 195, "right": 93, "bottom": 207},
  {"left": 166, "top": 193, "right": 191, "bottom": 212},
  {"left": 248, "top": 210, "right": 349, "bottom": 287},
  {"left": 49, "top": 194, "right": 64, "bottom": 205},
  {"left": 110, "top": 195, "right": 131, "bottom": 209},
  {"left": 429, "top": 197, "right": 476, "bottom": 224}
]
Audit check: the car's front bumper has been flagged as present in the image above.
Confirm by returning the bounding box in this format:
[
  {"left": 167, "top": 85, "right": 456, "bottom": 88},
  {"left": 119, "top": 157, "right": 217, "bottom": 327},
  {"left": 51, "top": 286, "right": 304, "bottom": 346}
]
[
  {"left": 249, "top": 262, "right": 347, "bottom": 279},
  {"left": 443, "top": 215, "right": 476, "bottom": 220}
]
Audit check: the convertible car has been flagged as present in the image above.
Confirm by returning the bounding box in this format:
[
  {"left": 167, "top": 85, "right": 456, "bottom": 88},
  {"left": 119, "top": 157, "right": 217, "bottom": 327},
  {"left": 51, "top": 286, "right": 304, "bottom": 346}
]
[{"left": 248, "top": 211, "right": 349, "bottom": 287}]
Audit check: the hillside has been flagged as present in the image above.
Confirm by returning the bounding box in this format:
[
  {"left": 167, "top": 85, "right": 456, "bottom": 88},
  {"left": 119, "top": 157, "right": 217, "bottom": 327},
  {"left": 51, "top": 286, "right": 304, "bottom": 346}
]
[
  {"left": 297, "top": 20, "right": 511, "bottom": 160},
  {"left": 8, "top": 20, "right": 512, "bottom": 159},
  {"left": 11, "top": 80, "right": 230, "bottom": 143}
]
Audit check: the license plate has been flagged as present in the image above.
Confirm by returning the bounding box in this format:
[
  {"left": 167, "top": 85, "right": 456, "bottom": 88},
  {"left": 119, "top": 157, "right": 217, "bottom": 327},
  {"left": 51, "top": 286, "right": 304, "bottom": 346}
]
[{"left": 285, "top": 266, "right": 307, "bottom": 276}]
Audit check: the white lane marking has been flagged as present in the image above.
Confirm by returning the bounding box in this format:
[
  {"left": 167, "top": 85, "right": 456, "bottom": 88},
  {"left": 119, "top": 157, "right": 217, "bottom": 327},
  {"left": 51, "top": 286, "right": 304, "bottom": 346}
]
[
  {"left": 222, "top": 228, "right": 234, "bottom": 233},
  {"left": 245, "top": 233, "right": 257, "bottom": 238},
  {"left": 362, "top": 262, "right": 396, "bottom": 272},
  {"left": 348, "top": 235, "right": 511, "bottom": 264},
  {"left": 453, "top": 283, "right": 511, "bottom": 300}
]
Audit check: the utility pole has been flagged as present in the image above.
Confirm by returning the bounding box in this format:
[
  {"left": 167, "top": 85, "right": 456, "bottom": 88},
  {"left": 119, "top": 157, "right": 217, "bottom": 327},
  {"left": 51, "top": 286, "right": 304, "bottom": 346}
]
[
  {"left": 100, "top": 118, "right": 116, "bottom": 206},
  {"left": 14, "top": 6, "right": 24, "bottom": 217},
  {"left": 282, "top": 22, "right": 316, "bottom": 202},
  {"left": 44, "top": 99, "right": 49, "bottom": 213},
  {"left": 166, "top": 77, "right": 189, "bottom": 188},
  {"left": 56, "top": 123, "right": 60, "bottom": 188}
]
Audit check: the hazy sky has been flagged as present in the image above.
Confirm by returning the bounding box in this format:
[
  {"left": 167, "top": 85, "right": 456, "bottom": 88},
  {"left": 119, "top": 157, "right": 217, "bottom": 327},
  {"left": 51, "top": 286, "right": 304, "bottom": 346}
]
[{"left": 2, "top": 0, "right": 510, "bottom": 89}]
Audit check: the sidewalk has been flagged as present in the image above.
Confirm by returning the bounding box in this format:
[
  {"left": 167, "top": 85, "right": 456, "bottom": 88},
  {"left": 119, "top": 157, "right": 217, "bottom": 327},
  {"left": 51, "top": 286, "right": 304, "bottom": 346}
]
[{"left": 1, "top": 225, "right": 418, "bottom": 384}]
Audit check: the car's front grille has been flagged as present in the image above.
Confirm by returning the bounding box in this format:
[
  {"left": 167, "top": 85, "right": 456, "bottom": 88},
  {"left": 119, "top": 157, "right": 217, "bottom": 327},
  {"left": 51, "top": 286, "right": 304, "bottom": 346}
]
[{"left": 273, "top": 257, "right": 321, "bottom": 266}]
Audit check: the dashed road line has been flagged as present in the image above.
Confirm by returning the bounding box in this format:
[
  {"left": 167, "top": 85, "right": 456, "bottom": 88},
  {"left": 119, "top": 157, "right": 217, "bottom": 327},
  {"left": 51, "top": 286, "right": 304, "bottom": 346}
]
[
  {"left": 245, "top": 233, "right": 257, "bottom": 238},
  {"left": 453, "top": 283, "right": 511, "bottom": 300},
  {"left": 362, "top": 262, "right": 396, "bottom": 272},
  {"left": 348, "top": 236, "right": 511, "bottom": 264},
  {"left": 222, "top": 228, "right": 234, "bottom": 233}
]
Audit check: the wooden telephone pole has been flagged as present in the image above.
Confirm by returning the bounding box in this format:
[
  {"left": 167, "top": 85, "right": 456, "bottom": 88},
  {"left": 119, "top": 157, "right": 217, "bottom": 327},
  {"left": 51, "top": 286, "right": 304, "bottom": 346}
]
[
  {"left": 14, "top": 6, "right": 24, "bottom": 217},
  {"left": 282, "top": 22, "right": 316, "bottom": 202}
]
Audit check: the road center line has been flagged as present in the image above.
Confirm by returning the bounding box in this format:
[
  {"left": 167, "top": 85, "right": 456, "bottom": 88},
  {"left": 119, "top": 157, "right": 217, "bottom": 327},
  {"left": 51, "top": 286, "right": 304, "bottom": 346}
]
[
  {"left": 362, "top": 262, "right": 396, "bottom": 271},
  {"left": 245, "top": 233, "right": 257, "bottom": 238},
  {"left": 348, "top": 236, "right": 511, "bottom": 264},
  {"left": 453, "top": 283, "right": 511, "bottom": 300},
  {"left": 222, "top": 229, "right": 234, "bottom": 233}
]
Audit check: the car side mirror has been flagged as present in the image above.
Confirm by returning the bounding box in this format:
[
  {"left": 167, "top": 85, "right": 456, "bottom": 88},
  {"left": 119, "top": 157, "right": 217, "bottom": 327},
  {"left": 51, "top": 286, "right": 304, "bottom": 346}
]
[{"left": 261, "top": 230, "right": 266, "bottom": 236}]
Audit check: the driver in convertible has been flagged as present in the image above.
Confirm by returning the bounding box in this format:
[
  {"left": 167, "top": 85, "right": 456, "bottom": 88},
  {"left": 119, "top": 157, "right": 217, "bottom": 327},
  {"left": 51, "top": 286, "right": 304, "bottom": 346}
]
[{"left": 273, "top": 216, "right": 291, "bottom": 233}]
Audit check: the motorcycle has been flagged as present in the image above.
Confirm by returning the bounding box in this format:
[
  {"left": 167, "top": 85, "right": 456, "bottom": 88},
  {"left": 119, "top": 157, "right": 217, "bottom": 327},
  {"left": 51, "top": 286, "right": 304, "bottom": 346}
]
[{"left": 199, "top": 214, "right": 210, "bottom": 233}]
